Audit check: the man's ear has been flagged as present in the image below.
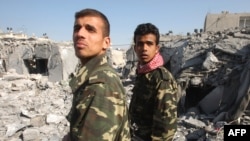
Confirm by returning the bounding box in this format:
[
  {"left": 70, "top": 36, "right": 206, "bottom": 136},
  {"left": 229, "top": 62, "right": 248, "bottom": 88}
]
[
  {"left": 156, "top": 45, "right": 160, "bottom": 53},
  {"left": 103, "top": 37, "right": 111, "bottom": 50}
]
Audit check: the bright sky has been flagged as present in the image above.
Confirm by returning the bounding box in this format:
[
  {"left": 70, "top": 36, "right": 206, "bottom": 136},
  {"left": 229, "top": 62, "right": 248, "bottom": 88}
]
[{"left": 0, "top": 0, "right": 250, "bottom": 49}]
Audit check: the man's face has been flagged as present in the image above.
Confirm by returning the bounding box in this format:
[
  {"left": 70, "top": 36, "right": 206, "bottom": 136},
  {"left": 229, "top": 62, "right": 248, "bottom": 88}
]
[
  {"left": 134, "top": 34, "right": 159, "bottom": 65},
  {"left": 73, "top": 16, "right": 110, "bottom": 65}
]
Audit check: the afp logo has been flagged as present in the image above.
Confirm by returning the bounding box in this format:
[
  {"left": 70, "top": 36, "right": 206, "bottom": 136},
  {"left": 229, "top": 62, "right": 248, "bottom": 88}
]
[{"left": 224, "top": 125, "right": 250, "bottom": 140}]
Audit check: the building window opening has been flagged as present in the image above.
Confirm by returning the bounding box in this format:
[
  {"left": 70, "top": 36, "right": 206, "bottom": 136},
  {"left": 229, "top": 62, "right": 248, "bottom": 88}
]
[
  {"left": 36, "top": 59, "right": 48, "bottom": 75},
  {"left": 23, "top": 59, "right": 36, "bottom": 74},
  {"left": 183, "top": 84, "right": 215, "bottom": 113},
  {"left": 23, "top": 58, "right": 48, "bottom": 75}
]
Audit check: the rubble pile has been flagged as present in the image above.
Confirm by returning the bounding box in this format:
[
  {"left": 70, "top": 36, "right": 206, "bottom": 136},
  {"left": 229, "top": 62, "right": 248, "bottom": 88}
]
[{"left": 0, "top": 70, "right": 72, "bottom": 141}]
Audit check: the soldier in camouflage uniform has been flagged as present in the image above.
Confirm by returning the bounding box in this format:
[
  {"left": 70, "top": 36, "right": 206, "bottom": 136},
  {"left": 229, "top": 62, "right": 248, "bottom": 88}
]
[
  {"left": 129, "top": 23, "right": 178, "bottom": 141},
  {"left": 63, "top": 8, "right": 130, "bottom": 141}
]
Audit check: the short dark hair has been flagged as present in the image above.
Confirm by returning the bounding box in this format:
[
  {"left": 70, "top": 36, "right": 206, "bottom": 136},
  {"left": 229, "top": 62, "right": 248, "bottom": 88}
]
[
  {"left": 133, "top": 23, "right": 160, "bottom": 45},
  {"left": 75, "top": 8, "right": 110, "bottom": 37}
]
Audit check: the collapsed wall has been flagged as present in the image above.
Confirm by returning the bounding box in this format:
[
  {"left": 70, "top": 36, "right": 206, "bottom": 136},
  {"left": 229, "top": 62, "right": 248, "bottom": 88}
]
[
  {"left": 0, "top": 37, "right": 126, "bottom": 82},
  {"left": 0, "top": 38, "right": 78, "bottom": 82}
]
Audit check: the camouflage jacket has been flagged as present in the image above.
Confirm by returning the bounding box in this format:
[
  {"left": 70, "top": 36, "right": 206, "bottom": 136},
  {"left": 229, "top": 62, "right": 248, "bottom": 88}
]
[
  {"left": 129, "top": 66, "right": 177, "bottom": 141},
  {"left": 67, "top": 54, "right": 130, "bottom": 141}
]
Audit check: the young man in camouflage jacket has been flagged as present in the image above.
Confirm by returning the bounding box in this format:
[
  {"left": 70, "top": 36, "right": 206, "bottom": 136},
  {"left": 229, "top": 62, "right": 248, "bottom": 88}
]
[
  {"left": 129, "top": 23, "right": 178, "bottom": 141},
  {"left": 63, "top": 8, "right": 130, "bottom": 141}
]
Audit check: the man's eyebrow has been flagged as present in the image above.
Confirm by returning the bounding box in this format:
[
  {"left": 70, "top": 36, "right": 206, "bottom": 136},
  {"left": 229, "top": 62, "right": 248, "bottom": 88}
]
[
  {"left": 138, "top": 40, "right": 154, "bottom": 43},
  {"left": 85, "top": 24, "right": 97, "bottom": 32}
]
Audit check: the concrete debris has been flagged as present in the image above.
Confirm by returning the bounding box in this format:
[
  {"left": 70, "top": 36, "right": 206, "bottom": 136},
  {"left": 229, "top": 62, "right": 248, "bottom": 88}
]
[{"left": 0, "top": 73, "right": 72, "bottom": 140}]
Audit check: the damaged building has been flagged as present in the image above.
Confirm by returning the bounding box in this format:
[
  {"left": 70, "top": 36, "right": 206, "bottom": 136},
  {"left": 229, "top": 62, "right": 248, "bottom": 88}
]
[
  {"left": 0, "top": 34, "right": 79, "bottom": 82},
  {"left": 159, "top": 28, "right": 250, "bottom": 122},
  {"left": 163, "top": 11, "right": 250, "bottom": 123},
  {"left": 0, "top": 32, "right": 126, "bottom": 82},
  {"left": 204, "top": 11, "right": 250, "bottom": 32}
]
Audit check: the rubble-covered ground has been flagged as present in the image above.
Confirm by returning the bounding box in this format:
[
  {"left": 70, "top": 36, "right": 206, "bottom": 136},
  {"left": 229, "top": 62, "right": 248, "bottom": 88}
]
[
  {"left": 0, "top": 71, "right": 72, "bottom": 141},
  {"left": 1, "top": 70, "right": 249, "bottom": 141}
]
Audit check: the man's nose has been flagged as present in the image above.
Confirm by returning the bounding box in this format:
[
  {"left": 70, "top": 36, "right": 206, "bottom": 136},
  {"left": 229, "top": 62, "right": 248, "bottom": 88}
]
[
  {"left": 142, "top": 44, "right": 148, "bottom": 50},
  {"left": 76, "top": 27, "right": 86, "bottom": 37}
]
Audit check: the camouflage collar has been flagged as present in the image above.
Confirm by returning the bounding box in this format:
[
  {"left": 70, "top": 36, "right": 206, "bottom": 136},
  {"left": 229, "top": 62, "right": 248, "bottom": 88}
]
[{"left": 69, "top": 54, "right": 108, "bottom": 93}]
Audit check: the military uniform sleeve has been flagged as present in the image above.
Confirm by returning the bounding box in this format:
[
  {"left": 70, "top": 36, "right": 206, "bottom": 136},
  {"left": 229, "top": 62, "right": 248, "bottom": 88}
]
[{"left": 151, "top": 75, "right": 178, "bottom": 141}]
